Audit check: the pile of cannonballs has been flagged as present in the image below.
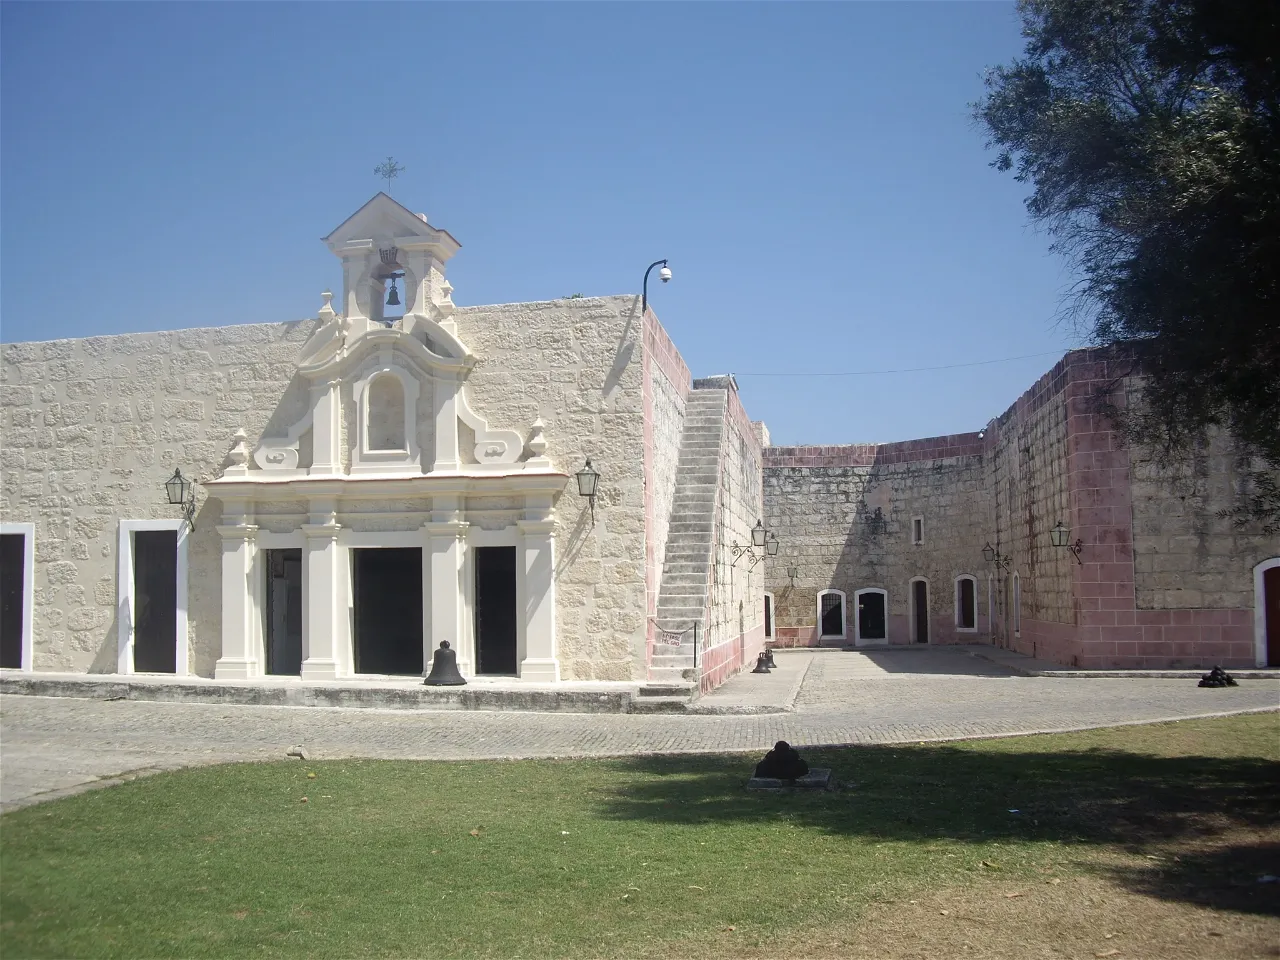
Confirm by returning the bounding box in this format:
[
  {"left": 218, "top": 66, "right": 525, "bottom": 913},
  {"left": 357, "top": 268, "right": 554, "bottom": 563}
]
[{"left": 1198, "top": 665, "right": 1238, "bottom": 688}]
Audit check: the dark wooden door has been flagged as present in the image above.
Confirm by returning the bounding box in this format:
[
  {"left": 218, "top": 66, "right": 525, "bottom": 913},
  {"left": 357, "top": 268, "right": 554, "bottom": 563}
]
[
  {"left": 0, "top": 534, "right": 24, "bottom": 668},
  {"left": 1266, "top": 567, "right": 1280, "bottom": 667},
  {"left": 912, "top": 580, "right": 929, "bottom": 643},
  {"left": 133, "top": 530, "right": 177, "bottom": 673},
  {"left": 352, "top": 548, "right": 423, "bottom": 675},
  {"left": 475, "top": 547, "right": 518, "bottom": 675}
]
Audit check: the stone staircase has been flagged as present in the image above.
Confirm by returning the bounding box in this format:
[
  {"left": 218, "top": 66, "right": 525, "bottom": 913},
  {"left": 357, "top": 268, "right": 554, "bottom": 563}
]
[{"left": 647, "top": 388, "right": 728, "bottom": 687}]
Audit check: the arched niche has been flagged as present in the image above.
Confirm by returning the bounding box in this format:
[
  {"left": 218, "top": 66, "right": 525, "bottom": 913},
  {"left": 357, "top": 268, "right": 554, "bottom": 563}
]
[{"left": 352, "top": 359, "right": 422, "bottom": 475}]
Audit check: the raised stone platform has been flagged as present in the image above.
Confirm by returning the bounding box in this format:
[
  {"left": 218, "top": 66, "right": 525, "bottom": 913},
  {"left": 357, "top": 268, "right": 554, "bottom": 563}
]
[
  {"left": 747, "top": 767, "right": 834, "bottom": 791},
  {"left": 0, "top": 672, "right": 667, "bottom": 715}
]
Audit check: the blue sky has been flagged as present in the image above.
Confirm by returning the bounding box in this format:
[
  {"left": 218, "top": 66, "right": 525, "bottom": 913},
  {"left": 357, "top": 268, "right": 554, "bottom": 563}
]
[{"left": 1, "top": 2, "right": 1084, "bottom": 446}]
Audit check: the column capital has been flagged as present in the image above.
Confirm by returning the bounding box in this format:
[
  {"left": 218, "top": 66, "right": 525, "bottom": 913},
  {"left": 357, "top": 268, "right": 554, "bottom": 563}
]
[
  {"left": 216, "top": 523, "right": 259, "bottom": 541},
  {"left": 301, "top": 522, "right": 342, "bottom": 541},
  {"left": 423, "top": 520, "right": 469, "bottom": 539},
  {"left": 517, "top": 519, "right": 556, "bottom": 537}
]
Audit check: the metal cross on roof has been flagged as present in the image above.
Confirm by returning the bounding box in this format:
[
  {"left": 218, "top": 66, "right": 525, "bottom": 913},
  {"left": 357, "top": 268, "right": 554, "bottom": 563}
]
[{"left": 374, "top": 156, "right": 405, "bottom": 195}]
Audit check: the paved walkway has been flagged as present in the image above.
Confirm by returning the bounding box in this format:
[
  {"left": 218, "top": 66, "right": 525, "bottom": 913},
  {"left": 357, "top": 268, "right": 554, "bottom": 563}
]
[{"left": 2, "top": 647, "right": 1276, "bottom": 811}]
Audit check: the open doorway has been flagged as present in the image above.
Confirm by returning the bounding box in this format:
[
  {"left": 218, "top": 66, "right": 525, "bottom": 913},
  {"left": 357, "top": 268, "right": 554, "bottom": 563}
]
[
  {"left": 352, "top": 548, "right": 423, "bottom": 675},
  {"left": 911, "top": 579, "right": 930, "bottom": 644},
  {"left": 475, "top": 546, "right": 517, "bottom": 675},
  {"left": 265, "top": 549, "right": 303, "bottom": 676},
  {"left": 855, "top": 588, "right": 887, "bottom": 643},
  {"left": 133, "top": 530, "right": 178, "bottom": 672},
  {"left": 0, "top": 530, "right": 29, "bottom": 669}
]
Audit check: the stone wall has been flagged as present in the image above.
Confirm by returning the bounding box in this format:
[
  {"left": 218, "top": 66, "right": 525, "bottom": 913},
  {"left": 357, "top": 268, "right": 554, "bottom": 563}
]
[
  {"left": 453, "top": 295, "right": 650, "bottom": 680},
  {"left": 0, "top": 293, "right": 654, "bottom": 682},
  {"left": 0, "top": 322, "right": 316, "bottom": 675},
  {"left": 701, "top": 379, "right": 765, "bottom": 690},
  {"left": 763, "top": 438, "right": 989, "bottom": 647},
  {"left": 641, "top": 308, "right": 690, "bottom": 666},
  {"left": 985, "top": 355, "right": 1077, "bottom": 663}
]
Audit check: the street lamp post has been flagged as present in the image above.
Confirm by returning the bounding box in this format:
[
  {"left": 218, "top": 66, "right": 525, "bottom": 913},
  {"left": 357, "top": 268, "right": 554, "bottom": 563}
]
[{"left": 642, "top": 259, "right": 671, "bottom": 315}]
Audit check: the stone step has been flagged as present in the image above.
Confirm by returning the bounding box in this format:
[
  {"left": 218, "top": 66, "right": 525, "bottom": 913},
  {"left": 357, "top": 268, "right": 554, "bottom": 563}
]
[
  {"left": 646, "top": 666, "right": 698, "bottom": 683},
  {"left": 636, "top": 681, "right": 697, "bottom": 697}
]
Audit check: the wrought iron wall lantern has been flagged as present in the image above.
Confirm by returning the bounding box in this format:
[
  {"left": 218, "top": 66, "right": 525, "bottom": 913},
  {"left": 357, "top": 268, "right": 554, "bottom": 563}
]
[
  {"left": 1050, "top": 520, "right": 1084, "bottom": 564},
  {"left": 786, "top": 565, "right": 799, "bottom": 586},
  {"left": 164, "top": 468, "right": 197, "bottom": 530},
  {"left": 981, "top": 541, "right": 1012, "bottom": 571},
  {"left": 731, "top": 520, "right": 778, "bottom": 569},
  {"left": 576, "top": 458, "right": 600, "bottom": 523}
]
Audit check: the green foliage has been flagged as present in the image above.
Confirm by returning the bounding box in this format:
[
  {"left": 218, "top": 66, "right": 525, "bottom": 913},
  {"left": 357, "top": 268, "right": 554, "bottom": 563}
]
[
  {"left": 976, "top": 0, "right": 1280, "bottom": 527},
  {"left": 565, "top": 293, "right": 586, "bottom": 299},
  {"left": 1, "top": 714, "right": 1275, "bottom": 958}
]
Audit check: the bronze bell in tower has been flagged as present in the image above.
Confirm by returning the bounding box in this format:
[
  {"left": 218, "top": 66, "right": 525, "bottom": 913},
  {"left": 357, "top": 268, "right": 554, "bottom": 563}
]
[
  {"left": 386, "top": 278, "right": 401, "bottom": 306},
  {"left": 424, "top": 640, "right": 467, "bottom": 686}
]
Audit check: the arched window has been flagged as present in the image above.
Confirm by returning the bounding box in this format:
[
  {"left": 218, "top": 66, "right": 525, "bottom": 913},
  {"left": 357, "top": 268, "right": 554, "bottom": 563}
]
[
  {"left": 954, "top": 575, "right": 978, "bottom": 631},
  {"left": 366, "top": 374, "right": 407, "bottom": 451},
  {"left": 763, "top": 592, "right": 774, "bottom": 639},
  {"left": 817, "top": 589, "right": 846, "bottom": 640},
  {"left": 854, "top": 588, "right": 888, "bottom": 643}
]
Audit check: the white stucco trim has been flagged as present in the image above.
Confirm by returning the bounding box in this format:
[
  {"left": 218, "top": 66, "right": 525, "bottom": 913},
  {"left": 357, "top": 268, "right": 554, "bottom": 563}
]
[
  {"left": 853, "top": 587, "right": 888, "bottom": 645},
  {"left": 908, "top": 576, "right": 930, "bottom": 644},
  {"left": 0, "top": 522, "right": 35, "bottom": 671},
  {"left": 116, "top": 519, "right": 188, "bottom": 676},
  {"left": 954, "top": 574, "right": 979, "bottom": 632},
  {"left": 817, "top": 588, "right": 847, "bottom": 641},
  {"left": 1254, "top": 557, "right": 1280, "bottom": 667}
]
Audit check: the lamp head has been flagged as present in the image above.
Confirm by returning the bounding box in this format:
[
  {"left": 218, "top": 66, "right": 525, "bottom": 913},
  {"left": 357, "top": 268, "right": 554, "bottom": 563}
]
[
  {"left": 751, "top": 519, "right": 767, "bottom": 548},
  {"left": 1050, "top": 520, "right": 1069, "bottom": 548},
  {"left": 575, "top": 458, "right": 600, "bottom": 499},
  {"left": 659, "top": 264, "right": 671, "bottom": 283},
  {"left": 165, "top": 469, "right": 190, "bottom": 506},
  {"left": 981, "top": 542, "right": 996, "bottom": 563},
  {"left": 765, "top": 534, "right": 779, "bottom": 557}
]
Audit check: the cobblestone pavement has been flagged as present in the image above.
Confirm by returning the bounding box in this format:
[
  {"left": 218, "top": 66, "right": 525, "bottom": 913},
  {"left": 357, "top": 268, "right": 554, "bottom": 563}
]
[{"left": 2, "top": 648, "right": 1276, "bottom": 810}]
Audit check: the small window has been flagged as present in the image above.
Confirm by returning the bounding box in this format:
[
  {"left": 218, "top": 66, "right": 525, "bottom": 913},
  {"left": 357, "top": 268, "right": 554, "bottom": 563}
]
[
  {"left": 955, "top": 575, "right": 977, "bottom": 631},
  {"left": 763, "top": 593, "right": 774, "bottom": 639},
  {"left": 911, "top": 516, "right": 924, "bottom": 545},
  {"left": 817, "top": 589, "right": 846, "bottom": 640}
]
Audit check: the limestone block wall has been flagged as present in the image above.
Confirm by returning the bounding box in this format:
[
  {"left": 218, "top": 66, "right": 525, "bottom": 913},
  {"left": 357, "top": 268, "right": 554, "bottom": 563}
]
[
  {"left": 986, "top": 356, "right": 1076, "bottom": 663},
  {"left": 640, "top": 309, "right": 690, "bottom": 663},
  {"left": 456, "top": 295, "right": 649, "bottom": 681},
  {"left": 701, "top": 380, "right": 766, "bottom": 689},
  {"left": 0, "top": 322, "right": 317, "bottom": 675},
  {"left": 763, "top": 438, "right": 989, "bottom": 647}
]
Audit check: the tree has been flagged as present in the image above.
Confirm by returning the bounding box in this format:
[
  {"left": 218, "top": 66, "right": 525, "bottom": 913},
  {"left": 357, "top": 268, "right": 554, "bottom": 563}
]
[{"left": 975, "top": 0, "right": 1280, "bottom": 527}]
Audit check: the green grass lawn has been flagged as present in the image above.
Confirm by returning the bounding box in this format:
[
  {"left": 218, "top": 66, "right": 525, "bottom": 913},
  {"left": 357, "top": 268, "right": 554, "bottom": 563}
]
[{"left": 2, "top": 713, "right": 1277, "bottom": 959}]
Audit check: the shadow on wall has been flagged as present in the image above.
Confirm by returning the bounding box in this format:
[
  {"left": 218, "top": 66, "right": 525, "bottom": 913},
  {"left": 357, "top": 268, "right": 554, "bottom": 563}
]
[
  {"left": 601, "top": 296, "right": 642, "bottom": 400},
  {"left": 589, "top": 742, "right": 1280, "bottom": 917}
]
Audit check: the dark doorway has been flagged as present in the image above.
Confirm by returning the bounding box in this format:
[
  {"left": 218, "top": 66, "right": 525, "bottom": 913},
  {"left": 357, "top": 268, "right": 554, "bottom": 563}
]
[
  {"left": 912, "top": 580, "right": 929, "bottom": 644},
  {"left": 958, "top": 578, "right": 976, "bottom": 630},
  {"left": 475, "top": 546, "right": 517, "bottom": 675},
  {"left": 763, "top": 595, "right": 773, "bottom": 638},
  {"left": 133, "top": 530, "right": 177, "bottom": 673},
  {"left": 352, "top": 548, "right": 423, "bottom": 675},
  {"left": 858, "top": 591, "right": 886, "bottom": 641},
  {"left": 265, "top": 549, "right": 303, "bottom": 676},
  {"left": 1, "top": 534, "right": 25, "bottom": 668},
  {"left": 1266, "top": 566, "right": 1280, "bottom": 667}
]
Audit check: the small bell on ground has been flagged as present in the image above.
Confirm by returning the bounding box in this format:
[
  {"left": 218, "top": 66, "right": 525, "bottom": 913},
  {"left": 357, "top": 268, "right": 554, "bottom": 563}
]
[
  {"left": 386, "top": 279, "right": 400, "bottom": 306},
  {"left": 763, "top": 646, "right": 776, "bottom": 669},
  {"left": 424, "top": 640, "right": 466, "bottom": 686},
  {"left": 752, "top": 652, "right": 771, "bottom": 674}
]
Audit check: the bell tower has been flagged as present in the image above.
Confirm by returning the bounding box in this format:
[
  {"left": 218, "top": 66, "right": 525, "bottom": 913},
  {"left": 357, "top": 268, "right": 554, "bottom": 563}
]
[{"left": 322, "top": 193, "right": 462, "bottom": 337}]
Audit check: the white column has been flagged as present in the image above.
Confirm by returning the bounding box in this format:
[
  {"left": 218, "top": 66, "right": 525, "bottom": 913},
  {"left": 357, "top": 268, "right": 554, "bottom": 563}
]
[
  {"left": 301, "top": 509, "right": 342, "bottom": 681},
  {"left": 309, "top": 379, "right": 342, "bottom": 477},
  {"left": 518, "top": 519, "right": 559, "bottom": 682},
  {"left": 426, "top": 508, "right": 470, "bottom": 676},
  {"left": 214, "top": 522, "right": 260, "bottom": 679},
  {"left": 432, "top": 372, "right": 460, "bottom": 473}
]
